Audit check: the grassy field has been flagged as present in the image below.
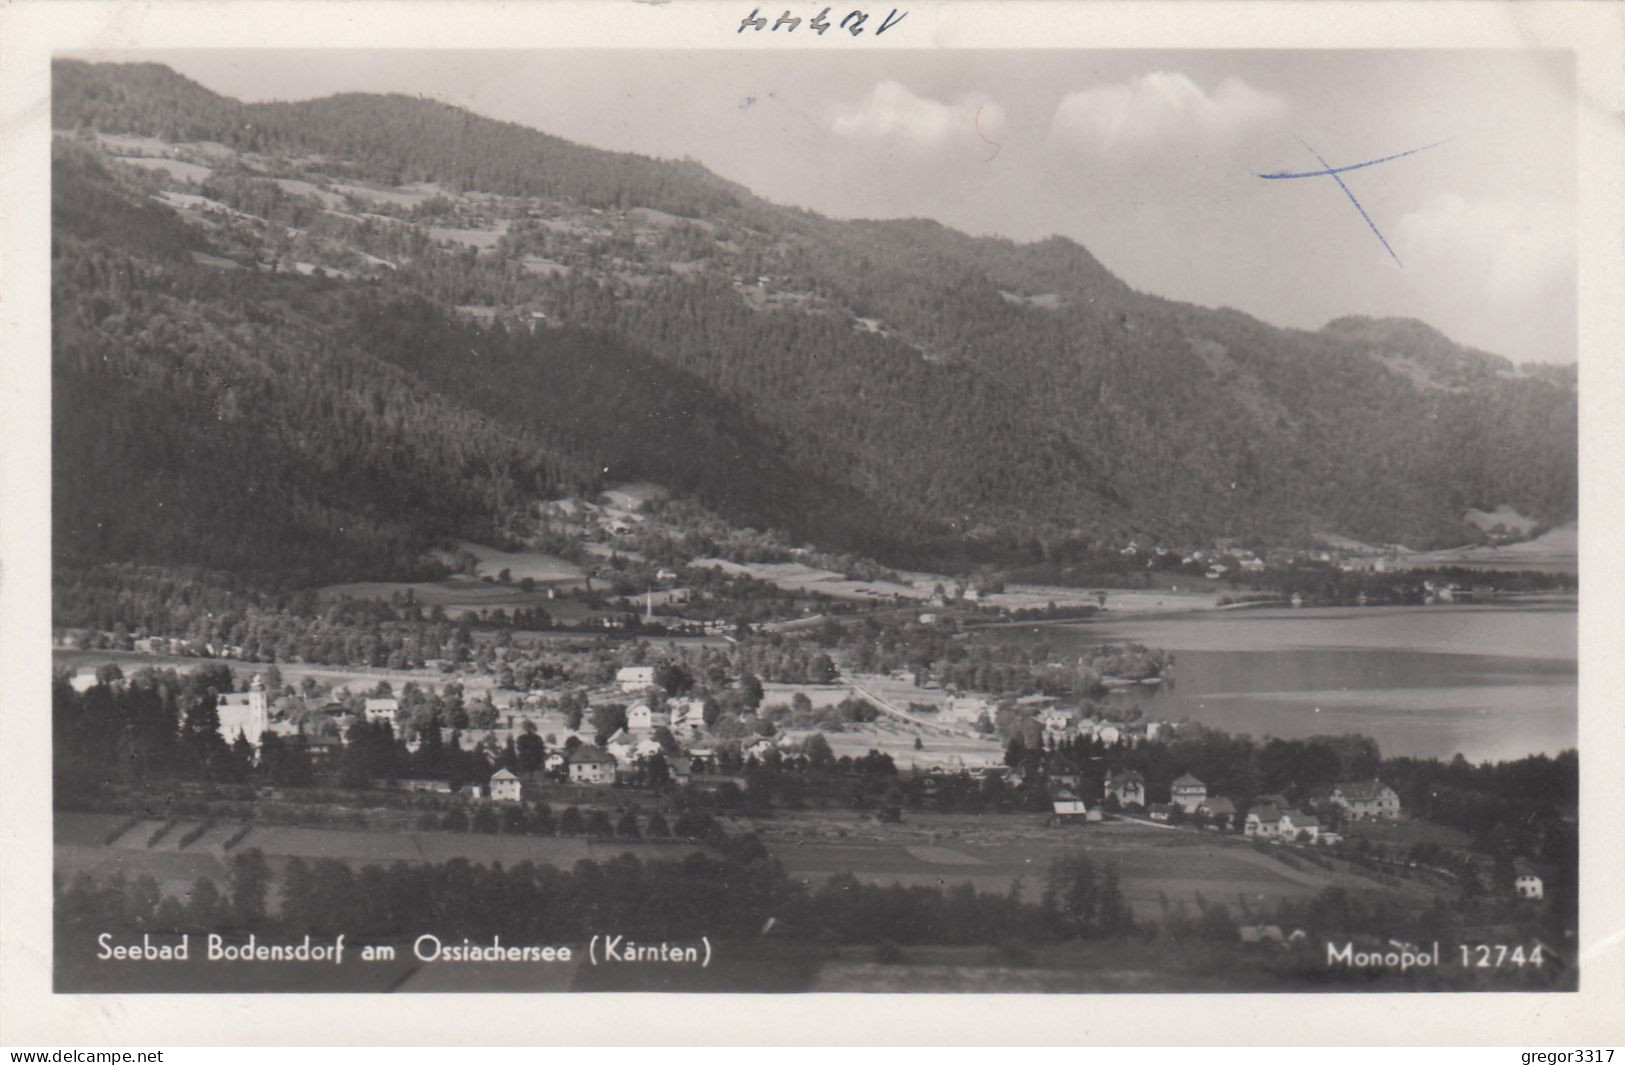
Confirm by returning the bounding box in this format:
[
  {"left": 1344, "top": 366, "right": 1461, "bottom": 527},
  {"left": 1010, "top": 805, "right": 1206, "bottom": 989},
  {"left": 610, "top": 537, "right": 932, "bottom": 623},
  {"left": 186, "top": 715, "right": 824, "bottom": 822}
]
[
  {"left": 58, "top": 807, "right": 1423, "bottom": 926},
  {"left": 758, "top": 674, "right": 1002, "bottom": 769},
  {"left": 695, "top": 558, "right": 919, "bottom": 602},
  {"left": 301, "top": 526, "right": 613, "bottom": 623},
  {"left": 445, "top": 540, "right": 587, "bottom": 583},
  {"left": 984, "top": 584, "right": 1221, "bottom": 615},
  {"left": 751, "top": 811, "right": 1428, "bottom": 922},
  {"left": 56, "top": 811, "right": 701, "bottom": 910},
  {"left": 1339, "top": 816, "right": 1473, "bottom": 851},
  {"left": 778, "top": 720, "right": 1004, "bottom": 771},
  {"left": 694, "top": 557, "right": 1224, "bottom": 616},
  {"left": 759, "top": 682, "right": 851, "bottom": 709},
  {"left": 318, "top": 540, "right": 592, "bottom": 619},
  {"left": 1390, "top": 522, "right": 1578, "bottom": 575}
]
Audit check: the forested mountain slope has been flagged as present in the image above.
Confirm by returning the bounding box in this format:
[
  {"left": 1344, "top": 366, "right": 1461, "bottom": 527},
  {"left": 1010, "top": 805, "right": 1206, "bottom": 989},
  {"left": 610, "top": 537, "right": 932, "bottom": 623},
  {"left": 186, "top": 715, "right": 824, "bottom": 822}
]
[{"left": 51, "top": 60, "right": 1577, "bottom": 582}]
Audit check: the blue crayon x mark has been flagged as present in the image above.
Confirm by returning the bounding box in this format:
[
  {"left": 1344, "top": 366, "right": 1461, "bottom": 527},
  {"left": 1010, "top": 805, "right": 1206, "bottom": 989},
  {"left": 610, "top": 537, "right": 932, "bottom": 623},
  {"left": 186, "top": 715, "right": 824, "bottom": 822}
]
[{"left": 1259, "top": 137, "right": 1450, "bottom": 267}]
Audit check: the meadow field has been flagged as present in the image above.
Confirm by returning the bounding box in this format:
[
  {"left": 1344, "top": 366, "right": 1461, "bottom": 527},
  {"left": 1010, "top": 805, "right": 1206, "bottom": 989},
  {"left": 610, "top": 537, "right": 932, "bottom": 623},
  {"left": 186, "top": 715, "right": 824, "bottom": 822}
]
[
  {"left": 751, "top": 811, "right": 1420, "bottom": 922},
  {"left": 776, "top": 721, "right": 1006, "bottom": 771},
  {"left": 52, "top": 805, "right": 1488, "bottom": 994},
  {"left": 1390, "top": 522, "right": 1578, "bottom": 575},
  {"left": 54, "top": 811, "right": 701, "bottom": 908},
  {"left": 57, "top": 805, "right": 1419, "bottom": 928},
  {"left": 318, "top": 539, "right": 595, "bottom": 620}
]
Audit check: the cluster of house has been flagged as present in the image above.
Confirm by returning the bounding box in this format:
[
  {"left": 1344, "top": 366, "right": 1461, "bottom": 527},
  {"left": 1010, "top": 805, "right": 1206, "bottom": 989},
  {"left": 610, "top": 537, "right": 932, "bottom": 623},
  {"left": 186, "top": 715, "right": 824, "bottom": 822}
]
[
  {"left": 377, "top": 740, "right": 628, "bottom": 802},
  {"left": 1110, "top": 537, "right": 1503, "bottom": 585},
  {"left": 1238, "top": 799, "right": 1328, "bottom": 843},
  {"left": 455, "top": 667, "right": 744, "bottom": 801},
  {"left": 195, "top": 661, "right": 754, "bottom": 794},
  {"left": 187, "top": 673, "right": 345, "bottom": 764},
  {"left": 1050, "top": 768, "right": 1403, "bottom": 843},
  {"left": 1037, "top": 707, "right": 1166, "bottom": 748},
  {"left": 195, "top": 672, "right": 403, "bottom": 750},
  {"left": 211, "top": 679, "right": 360, "bottom": 760},
  {"left": 1112, "top": 540, "right": 1272, "bottom": 578},
  {"left": 483, "top": 740, "right": 619, "bottom": 802}
]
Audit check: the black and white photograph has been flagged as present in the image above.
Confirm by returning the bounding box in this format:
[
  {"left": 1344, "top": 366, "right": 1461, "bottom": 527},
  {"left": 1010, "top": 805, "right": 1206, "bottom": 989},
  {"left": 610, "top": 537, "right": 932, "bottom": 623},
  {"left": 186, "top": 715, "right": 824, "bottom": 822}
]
[{"left": 3, "top": 0, "right": 1623, "bottom": 1046}]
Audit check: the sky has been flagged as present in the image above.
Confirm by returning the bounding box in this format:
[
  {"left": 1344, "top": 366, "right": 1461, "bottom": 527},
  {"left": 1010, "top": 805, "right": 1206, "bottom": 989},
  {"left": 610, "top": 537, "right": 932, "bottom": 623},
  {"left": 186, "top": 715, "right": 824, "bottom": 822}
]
[{"left": 105, "top": 48, "right": 1577, "bottom": 364}]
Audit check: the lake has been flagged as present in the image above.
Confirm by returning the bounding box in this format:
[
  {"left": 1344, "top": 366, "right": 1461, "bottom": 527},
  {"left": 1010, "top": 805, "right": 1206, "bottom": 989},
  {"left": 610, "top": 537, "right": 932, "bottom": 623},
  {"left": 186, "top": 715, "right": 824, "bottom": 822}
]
[{"left": 985, "top": 603, "right": 1576, "bottom": 763}]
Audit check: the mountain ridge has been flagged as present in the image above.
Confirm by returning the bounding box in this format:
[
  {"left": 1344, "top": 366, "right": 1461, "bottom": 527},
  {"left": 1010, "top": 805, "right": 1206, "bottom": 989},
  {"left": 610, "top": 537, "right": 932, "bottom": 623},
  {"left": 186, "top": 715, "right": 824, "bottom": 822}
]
[{"left": 50, "top": 59, "right": 1577, "bottom": 581}]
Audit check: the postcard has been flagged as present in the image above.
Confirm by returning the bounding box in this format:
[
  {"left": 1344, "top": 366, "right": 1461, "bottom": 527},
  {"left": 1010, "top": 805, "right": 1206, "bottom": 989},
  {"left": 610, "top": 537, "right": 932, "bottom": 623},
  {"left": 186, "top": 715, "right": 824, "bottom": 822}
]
[{"left": 2, "top": 0, "right": 1621, "bottom": 1047}]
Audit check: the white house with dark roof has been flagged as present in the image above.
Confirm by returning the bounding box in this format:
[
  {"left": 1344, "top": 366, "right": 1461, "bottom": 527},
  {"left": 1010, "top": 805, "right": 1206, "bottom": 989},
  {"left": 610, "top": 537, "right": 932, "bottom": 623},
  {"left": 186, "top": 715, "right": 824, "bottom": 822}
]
[
  {"left": 567, "top": 745, "right": 616, "bottom": 785},
  {"left": 489, "top": 768, "right": 523, "bottom": 803},
  {"left": 1245, "top": 803, "right": 1282, "bottom": 837},
  {"left": 1171, "top": 773, "right": 1207, "bottom": 814},
  {"left": 1331, "top": 780, "right": 1401, "bottom": 819}
]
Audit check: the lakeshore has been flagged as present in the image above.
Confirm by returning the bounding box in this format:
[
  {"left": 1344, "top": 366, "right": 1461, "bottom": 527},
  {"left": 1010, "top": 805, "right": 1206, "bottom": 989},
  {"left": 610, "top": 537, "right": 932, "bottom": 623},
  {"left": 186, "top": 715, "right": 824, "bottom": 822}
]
[{"left": 986, "top": 602, "right": 1577, "bottom": 763}]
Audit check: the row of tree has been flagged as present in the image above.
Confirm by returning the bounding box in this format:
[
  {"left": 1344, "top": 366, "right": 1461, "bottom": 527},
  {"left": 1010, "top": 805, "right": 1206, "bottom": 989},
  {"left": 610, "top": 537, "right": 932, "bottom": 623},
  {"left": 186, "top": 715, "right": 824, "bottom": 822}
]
[{"left": 53, "top": 833, "right": 1140, "bottom": 949}]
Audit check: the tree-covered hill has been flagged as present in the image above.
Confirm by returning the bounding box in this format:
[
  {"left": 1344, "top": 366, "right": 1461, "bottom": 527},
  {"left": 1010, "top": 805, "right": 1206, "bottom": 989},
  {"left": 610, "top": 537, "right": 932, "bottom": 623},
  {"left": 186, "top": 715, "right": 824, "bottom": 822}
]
[
  {"left": 52, "top": 59, "right": 748, "bottom": 216},
  {"left": 50, "top": 59, "right": 1578, "bottom": 583}
]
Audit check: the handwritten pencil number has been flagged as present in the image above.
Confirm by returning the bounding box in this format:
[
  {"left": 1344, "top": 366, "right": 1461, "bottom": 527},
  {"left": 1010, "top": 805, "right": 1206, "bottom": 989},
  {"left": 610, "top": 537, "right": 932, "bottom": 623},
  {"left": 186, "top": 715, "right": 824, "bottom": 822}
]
[{"left": 739, "top": 7, "right": 906, "bottom": 37}]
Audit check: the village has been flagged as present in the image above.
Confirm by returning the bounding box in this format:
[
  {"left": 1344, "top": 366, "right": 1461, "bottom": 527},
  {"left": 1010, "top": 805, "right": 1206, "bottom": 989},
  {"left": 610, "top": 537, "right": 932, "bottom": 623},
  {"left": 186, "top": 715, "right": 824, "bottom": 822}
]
[
  {"left": 58, "top": 641, "right": 1558, "bottom": 919},
  {"left": 185, "top": 663, "right": 1413, "bottom": 835},
  {"left": 50, "top": 462, "right": 1574, "bottom": 953}
]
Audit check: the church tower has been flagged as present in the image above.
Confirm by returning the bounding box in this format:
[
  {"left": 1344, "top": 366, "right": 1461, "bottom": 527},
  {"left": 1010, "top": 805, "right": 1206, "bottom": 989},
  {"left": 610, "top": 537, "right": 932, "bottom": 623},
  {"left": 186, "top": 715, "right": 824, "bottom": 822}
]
[{"left": 216, "top": 673, "right": 271, "bottom": 748}]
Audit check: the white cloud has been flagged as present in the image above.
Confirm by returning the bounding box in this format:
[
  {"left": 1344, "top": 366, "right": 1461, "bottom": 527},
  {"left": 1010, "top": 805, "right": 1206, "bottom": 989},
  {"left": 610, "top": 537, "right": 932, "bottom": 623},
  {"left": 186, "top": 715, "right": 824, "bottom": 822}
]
[
  {"left": 1049, "top": 72, "right": 1287, "bottom": 160},
  {"left": 1392, "top": 194, "right": 1571, "bottom": 305},
  {"left": 1387, "top": 194, "right": 1574, "bottom": 361},
  {"left": 832, "top": 80, "right": 1004, "bottom": 150}
]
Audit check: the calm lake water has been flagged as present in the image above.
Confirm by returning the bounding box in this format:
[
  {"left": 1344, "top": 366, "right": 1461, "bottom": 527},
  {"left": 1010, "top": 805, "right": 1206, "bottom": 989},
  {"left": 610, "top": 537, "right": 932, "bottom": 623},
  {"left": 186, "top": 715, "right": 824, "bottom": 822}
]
[{"left": 987, "top": 603, "right": 1577, "bottom": 763}]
